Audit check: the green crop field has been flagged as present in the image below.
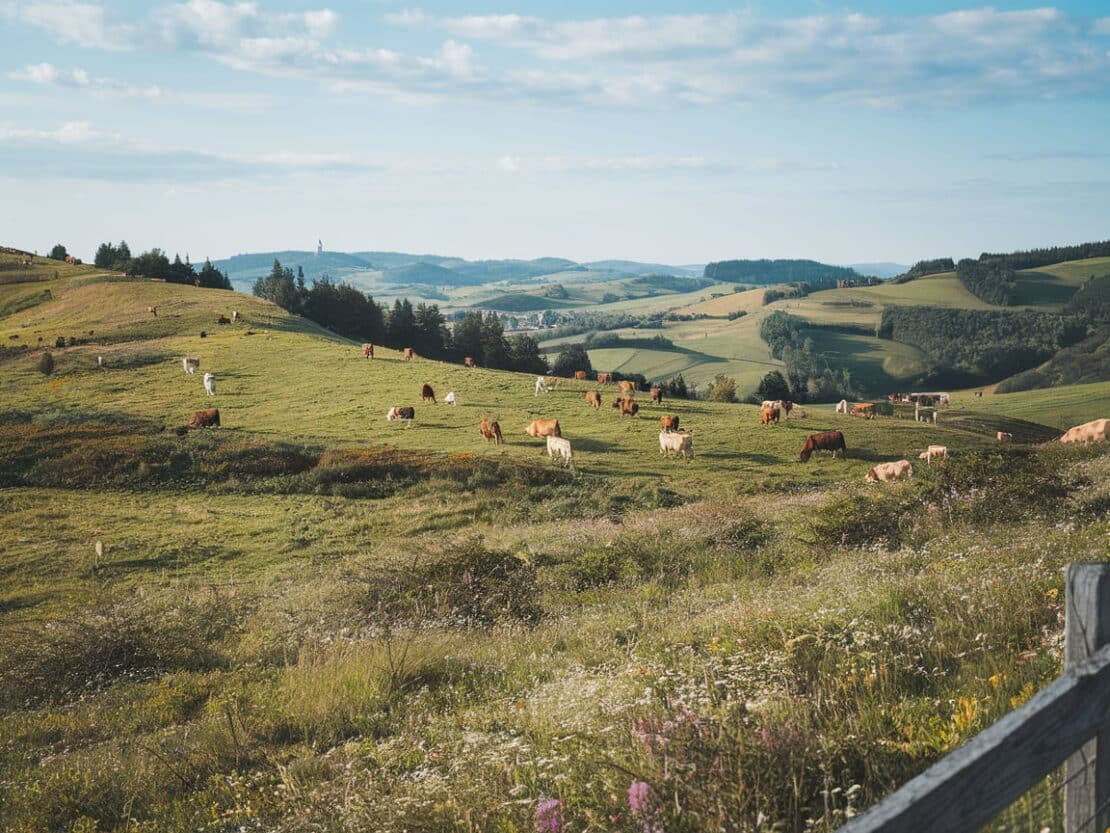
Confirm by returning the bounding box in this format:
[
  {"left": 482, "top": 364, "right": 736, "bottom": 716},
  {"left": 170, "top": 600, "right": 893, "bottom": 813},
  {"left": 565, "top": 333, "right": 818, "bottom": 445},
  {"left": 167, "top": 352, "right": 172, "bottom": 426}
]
[{"left": 2, "top": 258, "right": 1109, "bottom": 833}]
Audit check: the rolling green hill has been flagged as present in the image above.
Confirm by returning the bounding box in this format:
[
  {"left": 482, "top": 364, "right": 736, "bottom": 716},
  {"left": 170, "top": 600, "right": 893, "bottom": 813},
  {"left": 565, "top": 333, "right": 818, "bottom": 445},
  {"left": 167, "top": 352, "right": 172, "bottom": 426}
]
[{"left": 2, "top": 254, "right": 1108, "bottom": 833}]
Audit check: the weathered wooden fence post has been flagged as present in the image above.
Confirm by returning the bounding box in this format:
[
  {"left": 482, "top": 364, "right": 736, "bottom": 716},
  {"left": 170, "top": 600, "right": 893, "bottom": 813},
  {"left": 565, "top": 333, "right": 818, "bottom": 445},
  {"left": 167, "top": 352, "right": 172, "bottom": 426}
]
[{"left": 1065, "top": 563, "right": 1110, "bottom": 833}]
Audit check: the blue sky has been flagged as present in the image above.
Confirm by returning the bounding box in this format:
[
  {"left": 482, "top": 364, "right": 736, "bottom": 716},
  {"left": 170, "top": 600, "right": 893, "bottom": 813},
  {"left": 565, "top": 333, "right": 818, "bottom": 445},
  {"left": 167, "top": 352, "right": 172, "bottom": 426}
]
[{"left": 2, "top": 1, "right": 1109, "bottom": 266}]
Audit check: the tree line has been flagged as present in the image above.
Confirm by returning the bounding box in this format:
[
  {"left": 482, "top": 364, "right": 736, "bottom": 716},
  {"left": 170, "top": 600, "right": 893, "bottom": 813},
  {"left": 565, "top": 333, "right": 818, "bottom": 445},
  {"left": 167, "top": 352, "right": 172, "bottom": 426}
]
[
  {"left": 704, "top": 259, "right": 858, "bottom": 284},
  {"left": 877, "top": 306, "right": 1087, "bottom": 382},
  {"left": 252, "top": 258, "right": 547, "bottom": 373},
  {"left": 757, "top": 311, "right": 860, "bottom": 402},
  {"left": 955, "top": 258, "right": 1017, "bottom": 306},
  {"left": 891, "top": 258, "right": 955, "bottom": 284},
  {"left": 92, "top": 240, "right": 231, "bottom": 289}
]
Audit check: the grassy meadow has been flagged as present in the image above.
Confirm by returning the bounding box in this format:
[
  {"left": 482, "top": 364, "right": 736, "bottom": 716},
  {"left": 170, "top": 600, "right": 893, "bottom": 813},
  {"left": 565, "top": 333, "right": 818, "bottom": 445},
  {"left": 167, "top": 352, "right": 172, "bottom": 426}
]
[{"left": 1, "top": 257, "right": 1109, "bottom": 833}]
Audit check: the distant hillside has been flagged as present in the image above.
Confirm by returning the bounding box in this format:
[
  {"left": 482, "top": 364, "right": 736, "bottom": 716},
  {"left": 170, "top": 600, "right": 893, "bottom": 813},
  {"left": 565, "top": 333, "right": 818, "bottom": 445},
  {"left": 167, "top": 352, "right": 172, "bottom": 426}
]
[
  {"left": 850, "top": 262, "right": 909, "bottom": 279},
  {"left": 450, "top": 258, "right": 579, "bottom": 283},
  {"left": 631, "top": 274, "right": 716, "bottom": 292},
  {"left": 214, "top": 251, "right": 374, "bottom": 289},
  {"left": 473, "top": 293, "right": 575, "bottom": 311},
  {"left": 382, "top": 262, "right": 473, "bottom": 286},
  {"left": 704, "top": 259, "right": 859, "bottom": 284},
  {"left": 585, "top": 260, "right": 702, "bottom": 277}
]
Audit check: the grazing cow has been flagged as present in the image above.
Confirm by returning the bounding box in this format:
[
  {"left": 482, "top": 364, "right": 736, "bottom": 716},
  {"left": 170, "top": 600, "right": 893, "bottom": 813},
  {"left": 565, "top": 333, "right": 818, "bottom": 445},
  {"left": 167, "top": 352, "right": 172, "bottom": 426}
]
[
  {"left": 835, "top": 399, "right": 849, "bottom": 414},
  {"left": 217, "top": 315, "right": 231, "bottom": 325},
  {"left": 866, "top": 459, "right": 913, "bottom": 483},
  {"left": 997, "top": 432, "right": 1013, "bottom": 443},
  {"left": 525, "top": 419, "right": 561, "bottom": 439},
  {"left": 618, "top": 380, "right": 636, "bottom": 396},
  {"left": 597, "top": 373, "right": 613, "bottom": 384},
  {"left": 761, "top": 404, "right": 780, "bottom": 425},
  {"left": 148, "top": 305, "right": 158, "bottom": 317},
  {"left": 387, "top": 406, "right": 416, "bottom": 427},
  {"left": 232, "top": 311, "right": 240, "bottom": 323},
  {"left": 585, "top": 390, "right": 602, "bottom": 408},
  {"left": 975, "top": 391, "right": 983, "bottom": 398},
  {"left": 479, "top": 418, "right": 504, "bottom": 444},
  {"left": 187, "top": 408, "right": 220, "bottom": 428},
  {"left": 659, "top": 430, "right": 694, "bottom": 460},
  {"left": 780, "top": 401, "right": 794, "bottom": 418},
  {"left": 362, "top": 343, "right": 374, "bottom": 359},
  {"left": 915, "top": 406, "right": 937, "bottom": 424},
  {"left": 534, "top": 376, "right": 556, "bottom": 396},
  {"left": 65, "top": 255, "right": 76, "bottom": 264},
  {"left": 660, "top": 414, "right": 679, "bottom": 433},
  {"left": 465, "top": 356, "right": 475, "bottom": 368},
  {"left": 799, "top": 430, "right": 846, "bottom": 462},
  {"left": 546, "top": 435, "right": 574, "bottom": 467},
  {"left": 403, "top": 347, "right": 415, "bottom": 360},
  {"left": 203, "top": 372, "right": 216, "bottom": 396},
  {"left": 650, "top": 387, "right": 663, "bottom": 404},
  {"left": 850, "top": 403, "right": 875, "bottom": 419},
  {"left": 1059, "top": 418, "right": 1110, "bottom": 445},
  {"left": 97, "top": 355, "right": 105, "bottom": 369},
  {"left": 444, "top": 392, "right": 458, "bottom": 406},
  {"left": 574, "top": 370, "right": 588, "bottom": 381},
  {"left": 21, "top": 257, "right": 32, "bottom": 267},
  {"left": 182, "top": 356, "right": 200, "bottom": 374},
  {"left": 421, "top": 384, "right": 436, "bottom": 404},
  {"left": 612, "top": 396, "right": 639, "bottom": 417},
  {"left": 918, "top": 444, "right": 948, "bottom": 463}
]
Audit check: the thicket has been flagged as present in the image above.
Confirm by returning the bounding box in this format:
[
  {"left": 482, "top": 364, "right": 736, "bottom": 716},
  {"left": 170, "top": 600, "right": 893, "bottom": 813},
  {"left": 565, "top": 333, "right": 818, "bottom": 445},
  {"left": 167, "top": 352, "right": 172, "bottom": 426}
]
[
  {"left": 996, "top": 326, "right": 1110, "bottom": 393},
  {"left": 704, "top": 259, "right": 857, "bottom": 284},
  {"left": 758, "top": 311, "right": 860, "bottom": 401},
  {"left": 877, "top": 306, "right": 1087, "bottom": 381},
  {"left": 979, "top": 239, "right": 1110, "bottom": 271},
  {"left": 94, "top": 240, "right": 231, "bottom": 289},
  {"left": 892, "top": 258, "right": 955, "bottom": 284},
  {"left": 955, "top": 258, "right": 1017, "bottom": 305}
]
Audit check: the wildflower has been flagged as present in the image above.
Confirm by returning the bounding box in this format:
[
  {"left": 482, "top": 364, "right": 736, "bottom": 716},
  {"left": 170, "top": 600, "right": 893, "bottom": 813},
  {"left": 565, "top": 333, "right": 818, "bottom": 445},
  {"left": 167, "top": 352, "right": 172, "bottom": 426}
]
[
  {"left": 628, "top": 781, "right": 651, "bottom": 815},
  {"left": 535, "top": 798, "right": 563, "bottom": 833}
]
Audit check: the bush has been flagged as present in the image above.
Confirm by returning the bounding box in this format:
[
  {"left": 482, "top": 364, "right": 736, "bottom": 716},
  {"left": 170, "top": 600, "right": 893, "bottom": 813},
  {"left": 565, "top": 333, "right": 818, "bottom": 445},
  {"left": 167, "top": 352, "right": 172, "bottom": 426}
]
[
  {"left": 355, "top": 537, "right": 541, "bottom": 627},
  {"left": 706, "top": 375, "right": 738, "bottom": 403},
  {"left": 568, "top": 534, "right": 693, "bottom": 589},
  {"left": 36, "top": 351, "right": 54, "bottom": 375},
  {"left": 809, "top": 490, "right": 918, "bottom": 550}
]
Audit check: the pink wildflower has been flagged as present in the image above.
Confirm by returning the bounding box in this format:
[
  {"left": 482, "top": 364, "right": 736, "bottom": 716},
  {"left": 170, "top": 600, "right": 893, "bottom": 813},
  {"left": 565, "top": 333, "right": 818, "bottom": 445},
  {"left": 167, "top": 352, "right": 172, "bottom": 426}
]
[{"left": 535, "top": 798, "right": 563, "bottom": 833}]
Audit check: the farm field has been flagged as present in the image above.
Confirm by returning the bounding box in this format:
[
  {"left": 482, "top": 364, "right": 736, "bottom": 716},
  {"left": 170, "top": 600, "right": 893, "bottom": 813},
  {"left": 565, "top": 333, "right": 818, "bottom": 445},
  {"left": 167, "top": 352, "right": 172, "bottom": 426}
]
[{"left": 1, "top": 258, "right": 1109, "bottom": 833}]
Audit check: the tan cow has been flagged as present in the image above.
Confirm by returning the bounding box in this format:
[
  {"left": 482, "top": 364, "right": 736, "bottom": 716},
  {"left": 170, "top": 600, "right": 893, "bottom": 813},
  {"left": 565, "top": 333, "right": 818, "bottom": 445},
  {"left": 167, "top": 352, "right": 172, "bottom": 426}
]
[
  {"left": 850, "top": 403, "right": 875, "bottom": 419},
  {"left": 574, "top": 370, "right": 588, "bottom": 380},
  {"left": 479, "top": 418, "right": 504, "bottom": 444},
  {"left": 997, "top": 431, "right": 1013, "bottom": 443},
  {"left": 660, "top": 414, "right": 679, "bottom": 433},
  {"left": 1059, "top": 419, "right": 1109, "bottom": 445},
  {"left": 525, "top": 418, "right": 561, "bottom": 439},
  {"left": 761, "top": 404, "right": 780, "bottom": 425},
  {"left": 585, "top": 391, "right": 602, "bottom": 408},
  {"left": 866, "top": 459, "right": 913, "bottom": 482},
  {"left": 918, "top": 444, "right": 948, "bottom": 463},
  {"left": 618, "top": 380, "right": 636, "bottom": 396},
  {"left": 464, "top": 356, "right": 475, "bottom": 368},
  {"left": 403, "top": 347, "right": 414, "bottom": 360},
  {"left": 650, "top": 387, "right": 663, "bottom": 404},
  {"left": 597, "top": 372, "right": 613, "bottom": 384}
]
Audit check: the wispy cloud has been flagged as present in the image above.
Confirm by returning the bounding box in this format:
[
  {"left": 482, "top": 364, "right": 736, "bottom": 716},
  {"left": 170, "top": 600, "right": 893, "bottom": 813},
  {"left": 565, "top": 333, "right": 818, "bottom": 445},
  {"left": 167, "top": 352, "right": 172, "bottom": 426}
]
[
  {"left": 4, "top": 2, "right": 1110, "bottom": 108},
  {"left": 0, "top": 120, "right": 375, "bottom": 180}
]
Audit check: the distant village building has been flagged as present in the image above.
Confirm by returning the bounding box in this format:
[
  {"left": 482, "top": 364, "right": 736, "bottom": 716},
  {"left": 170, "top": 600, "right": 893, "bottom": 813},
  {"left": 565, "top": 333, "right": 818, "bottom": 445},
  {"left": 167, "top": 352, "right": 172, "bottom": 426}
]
[{"left": 836, "top": 277, "right": 883, "bottom": 288}]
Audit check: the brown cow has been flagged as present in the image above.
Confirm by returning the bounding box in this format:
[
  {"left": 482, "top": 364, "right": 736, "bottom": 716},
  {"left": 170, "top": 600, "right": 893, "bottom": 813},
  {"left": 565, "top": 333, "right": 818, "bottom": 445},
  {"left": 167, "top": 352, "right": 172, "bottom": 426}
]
[
  {"left": 660, "top": 414, "right": 679, "bottom": 433},
  {"left": 187, "top": 408, "right": 220, "bottom": 428},
  {"left": 525, "top": 419, "right": 561, "bottom": 439},
  {"left": 597, "top": 373, "right": 613, "bottom": 384},
  {"left": 761, "top": 405, "right": 780, "bottom": 425},
  {"left": 465, "top": 356, "right": 475, "bottom": 368},
  {"left": 618, "top": 380, "right": 635, "bottom": 396},
  {"left": 612, "top": 396, "right": 639, "bottom": 417},
  {"left": 362, "top": 343, "right": 374, "bottom": 359},
  {"left": 574, "top": 370, "right": 588, "bottom": 380},
  {"left": 217, "top": 315, "right": 231, "bottom": 325},
  {"left": 479, "top": 418, "right": 504, "bottom": 444},
  {"left": 421, "top": 383, "right": 436, "bottom": 404},
  {"left": 148, "top": 305, "right": 158, "bottom": 317},
  {"left": 650, "top": 387, "right": 663, "bottom": 404},
  {"left": 21, "top": 257, "right": 32, "bottom": 267},
  {"left": 850, "top": 403, "right": 875, "bottom": 419},
  {"left": 585, "top": 391, "right": 602, "bottom": 408},
  {"left": 403, "top": 347, "right": 414, "bottom": 360},
  {"left": 799, "top": 431, "right": 846, "bottom": 462},
  {"left": 780, "top": 400, "right": 793, "bottom": 418}
]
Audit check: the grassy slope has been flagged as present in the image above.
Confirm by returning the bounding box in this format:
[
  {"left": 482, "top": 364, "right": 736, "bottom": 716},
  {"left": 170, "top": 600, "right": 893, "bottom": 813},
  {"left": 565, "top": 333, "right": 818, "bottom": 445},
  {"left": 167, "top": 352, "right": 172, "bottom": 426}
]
[{"left": 3, "top": 264, "right": 1109, "bottom": 833}]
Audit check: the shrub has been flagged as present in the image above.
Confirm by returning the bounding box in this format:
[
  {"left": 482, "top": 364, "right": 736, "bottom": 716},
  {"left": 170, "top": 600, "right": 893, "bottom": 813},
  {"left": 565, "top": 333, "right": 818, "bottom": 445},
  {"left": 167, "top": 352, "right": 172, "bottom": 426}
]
[
  {"left": 568, "top": 534, "right": 693, "bottom": 589},
  {"left": 706, "top": 375, "right": 738, "bottom": 403},
  {"left": 37, "top": 352, "right": 54, "bottom": 374},
  {"left": 809, "top": 490, "right": 918, "bottom": 550},
  {"left": 354, "top": 537, "right": 541, "bottom": 627}
]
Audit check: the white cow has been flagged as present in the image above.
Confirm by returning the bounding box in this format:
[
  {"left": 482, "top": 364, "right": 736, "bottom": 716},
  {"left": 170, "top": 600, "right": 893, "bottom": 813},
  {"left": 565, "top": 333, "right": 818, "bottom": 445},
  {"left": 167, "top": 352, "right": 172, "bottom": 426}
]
[
  {"left": 97, "top": 356, "right": 104, "bottom": 369},
  {"left": 866, "top": 460, "right": 913, "bottom": 482},
  {"left": 231, "top": 310, "right": 240, "bottom": 323},
  {"left": 546, "top": 435, "right": 574, "bottom": 467},
  {"left": 835, "top": 399, "right": 849, "bottom": 414},
  {"left": 203, "top": 372, "right": 216, "bottom": 396},
  {"left": 183, "top": 356, "right": 200, "bottom": 374},
  {"left": 659, "top": 430, "right": 694, "bottom": 460},
  {"left": 444, "top": 391, "right": 458, "bottom": 406},
  {"left": 917, "top": 444, "right": 947, "bottom": 463},
  {"left": 534, "top": 376, "right": 555, "bottom": 396},
  {"left": 997, "top": 431, "right": 1013, "bottom": 443}
]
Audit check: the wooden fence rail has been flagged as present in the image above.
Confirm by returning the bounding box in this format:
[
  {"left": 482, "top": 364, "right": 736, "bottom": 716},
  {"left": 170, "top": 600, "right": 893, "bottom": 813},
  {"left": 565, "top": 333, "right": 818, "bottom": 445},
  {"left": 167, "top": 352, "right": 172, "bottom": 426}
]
[{"left": 838, "top": 564, "right": 1110, "bottom": 833}]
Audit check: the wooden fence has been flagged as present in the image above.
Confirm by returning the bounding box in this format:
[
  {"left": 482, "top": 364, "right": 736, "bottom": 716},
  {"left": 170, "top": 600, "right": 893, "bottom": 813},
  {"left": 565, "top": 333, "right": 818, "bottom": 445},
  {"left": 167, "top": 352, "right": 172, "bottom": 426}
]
[{"left": 838, "top": 563, "right": 1110, "bottom": 833}]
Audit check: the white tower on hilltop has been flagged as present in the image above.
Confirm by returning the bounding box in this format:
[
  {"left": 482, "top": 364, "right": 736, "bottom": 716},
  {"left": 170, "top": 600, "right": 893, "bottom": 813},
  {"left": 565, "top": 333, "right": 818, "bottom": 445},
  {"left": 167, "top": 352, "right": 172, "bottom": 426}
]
[{"left": 316, "top": 239, "right": 323, "bottom": 255}]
